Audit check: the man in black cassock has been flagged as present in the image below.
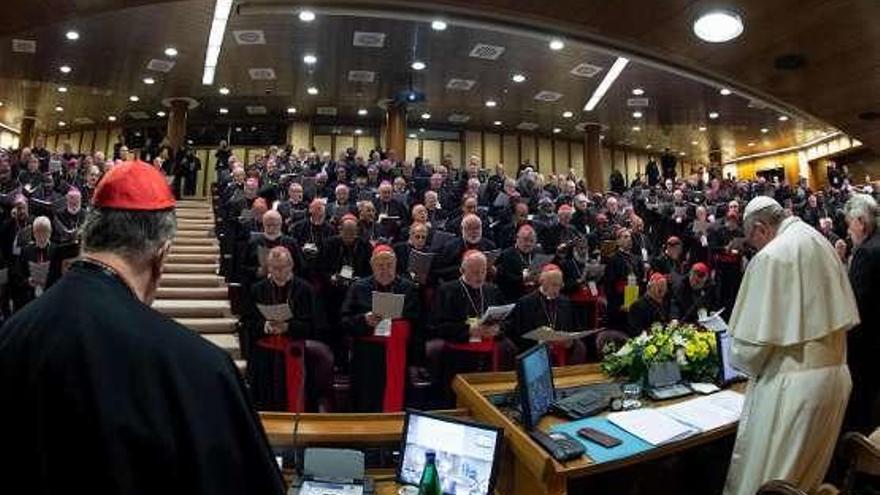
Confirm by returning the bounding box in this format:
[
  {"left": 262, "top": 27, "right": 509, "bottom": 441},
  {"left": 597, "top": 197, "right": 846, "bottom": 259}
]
[
  {"left": 494, "top": 223, "right": 541, "bottom": 303},
  {"left": 433, "top": 213, "right": 496, "bottom": 282},
  {"left": 289, "top": 199, "right": 336, "bottom": 281},
  {"left": 627, "top": 273, "right": 671, "bottom": 336},
  {"left": 0, "top": 160, "right": 285, "bottom": 495},
  {"left": 670, "top": 262, "right": 719, "bottom": 323},
  {"left": 341, "top": 244, "right": 421, "bottom": 412},
  {"left": 241, "top": 210, "right": 304, "bottom": 290},
  {"left": 604, "top": 227, "right": 644, "bottom": 331}
]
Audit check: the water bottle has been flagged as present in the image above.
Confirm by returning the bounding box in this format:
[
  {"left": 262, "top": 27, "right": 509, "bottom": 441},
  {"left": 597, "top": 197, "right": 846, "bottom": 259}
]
[{"left": 418, "top": 451, "right": 442, "bottom": 495}]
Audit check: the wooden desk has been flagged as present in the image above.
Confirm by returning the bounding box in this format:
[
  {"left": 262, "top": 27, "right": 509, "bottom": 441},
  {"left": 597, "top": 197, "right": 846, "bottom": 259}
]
[{"left": 453, "top": 364, "right": 745, "bottom": 495}]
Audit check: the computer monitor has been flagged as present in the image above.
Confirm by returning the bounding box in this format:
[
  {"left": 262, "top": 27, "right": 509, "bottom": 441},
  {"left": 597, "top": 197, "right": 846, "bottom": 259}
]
[
  {"left": 516, "top": 344, "right": 556, "bottom": 430},
  {"left": 716, "top": 331, "right": 748, "bottom": 384},
  {"left": 398, "top": 411, "right": 502, "bottom": 495}
]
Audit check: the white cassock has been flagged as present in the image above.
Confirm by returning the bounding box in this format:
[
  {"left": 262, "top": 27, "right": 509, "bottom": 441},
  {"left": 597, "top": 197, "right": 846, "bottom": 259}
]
[{"left": 723, "top": 216, "right": 860, "bottom": 495}]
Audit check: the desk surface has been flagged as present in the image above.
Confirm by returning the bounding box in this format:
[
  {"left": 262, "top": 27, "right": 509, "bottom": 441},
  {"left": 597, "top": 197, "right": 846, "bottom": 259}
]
[{"left": 453, "top": 363, "right": 745, "bottom": 493}]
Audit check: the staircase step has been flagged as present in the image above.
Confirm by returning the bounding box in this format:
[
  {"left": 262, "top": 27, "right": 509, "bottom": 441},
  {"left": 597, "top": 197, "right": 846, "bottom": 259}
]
[
  {"left": 173, "top": 236, "right": 217, "bottom": 245},
  {"left": 160, "top": 273, "right": 223, "bottom": 287},
  {"left": 177, "top": 212, "right": 213, "bottom": 221},
  {"left": 177, "top": 220, "right": 215, "bottom": 228},
  {"left": 170, "top": 245, "right": 220, "bottom": 255},
  {"left": 157, "top": 286, "right": 227, "bottom": 299},
  {"left": 163, "top": 263, "right": 219, "bottom": 274},
  {"left": 201, "top": 334, "right": 240, "bottom": 359},
  {"left": 166, "top": 253, "right": 218, "bottom": 264},
  {"left": 152, "top": 299, "right": 230, "bottom": 318},
  {"left": 176, "top": 317, "right": 238, "bottom": 333}
]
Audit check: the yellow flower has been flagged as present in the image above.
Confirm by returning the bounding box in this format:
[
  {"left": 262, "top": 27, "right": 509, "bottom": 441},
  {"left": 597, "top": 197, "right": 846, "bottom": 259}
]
[{"left": 644, "top": 344, "right": 658, "bottom": 360}]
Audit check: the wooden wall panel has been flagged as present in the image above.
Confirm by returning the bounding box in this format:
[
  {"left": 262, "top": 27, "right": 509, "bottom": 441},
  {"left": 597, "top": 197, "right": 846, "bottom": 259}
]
[
  {"left": 405, "top": 138, "right": 420, "bottom": 162},
  {"left": 520, "top": 135, "right": 536, "bottom": 168},
  {"left": 232, "top": 147, "right": 247, "bottom": 164},
  {"left": 443, "top": 141, "right": 462, "bottom": 168},
  {"left": 312, "top": 136, "right": 332, "bottom": 156},
  {"left": 93, "top": 128, "right": 108, "bottom": 158},
  {"left": 290, "top": 121, "right": 311, "bottom": 152},
  {"left": 570, "top": 142, "right": 584, "bottom": 176},
  {"left": 538, "top": 138, "right": 552, "bottom": 173},
  {"left": 81, "top": 130, "right": 95, "bottom": 154},
  {"left": 484, "top": 133, "right": 501, "bottom": 168},
  {"left": 553, "top": 140, "right": 569, "bottom": 174},
  {"left": 464, "top": 131, "right": 482, "bottom": 164},
  {"left": 67, "top": 132, "right": 81, "bottom": 153},
  {"left": 422, "top": 140, "right": 442, "bottom": 165},
  {"left": 502, "top": 135, "right": 519, "bottom": 176},
  {"left": 335, "top": 136, "right": 354, "bottom": 159}
]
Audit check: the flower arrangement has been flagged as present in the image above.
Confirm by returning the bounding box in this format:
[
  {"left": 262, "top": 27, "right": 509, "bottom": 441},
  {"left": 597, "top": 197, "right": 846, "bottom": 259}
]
[{"left": 601, "top": 321, "right": 719, "bottom": 383}]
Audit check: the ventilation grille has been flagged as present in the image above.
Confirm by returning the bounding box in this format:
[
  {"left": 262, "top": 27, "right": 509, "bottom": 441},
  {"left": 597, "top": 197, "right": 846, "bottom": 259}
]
[
  {"left": 516, "top": 122, "right": 539, "bottom": 131},
  {"left": 11, "top": 39, "right": 36, "bottom": 53},
  {"left": 316, "top": 106, "right": 337, "bottom": 116},
  {"left": 246, "top": 106, "right": 267, "bottom": 115},
  {"left": 353, "top": 32, "right": 386, "bottom": 48},
  {"left": 446, "top": 78, "right": 476, "bottom": 91},
  {"left": 534, "top": 90, "right": 563, "bottom": 102},
  {"left": 147, "top": 59, "right": 175, "bottom": 73},
  {"left": 570, "top": 62, "right": 603, "bottom": 78},
  {"left": 447, "top": 113, "right": 470, "bottom": 123},
  {"left": 348, "top": 70, "right": 376, "bottom": 83},
  {"left": 469, "top": 43, "right": 505, "bottom": 60},
  {"left": 128, "top": 111, "right": 149, "bottom": 120},
  {"left": 74, "top": 117, "right": 94, "bottom": 125},
  {"left": 233, "top": 30, "right": 266, "bottom": 45},
  {"left": 248, "top": 68, "right": 276, "bottom": 80},
  {"left": 626, "top": 97, "right": 650, "bottom": 107}
]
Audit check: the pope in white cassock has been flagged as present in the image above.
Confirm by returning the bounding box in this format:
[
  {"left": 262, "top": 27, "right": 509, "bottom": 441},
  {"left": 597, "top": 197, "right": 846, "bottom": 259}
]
[{"left": 723, "top": 196, "right": 860, "bottom": 495}]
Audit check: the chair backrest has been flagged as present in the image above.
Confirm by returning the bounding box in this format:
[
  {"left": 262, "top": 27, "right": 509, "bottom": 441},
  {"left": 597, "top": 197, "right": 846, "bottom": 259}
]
[
  {"left": 595, "top": 329, "right": 629, "bottom": 355},
  {"left": 841, "top": 430, "right": 880, "bottom": 494},
  {"left": 756, "top": 480, "right": 809, "bottom": 495}
]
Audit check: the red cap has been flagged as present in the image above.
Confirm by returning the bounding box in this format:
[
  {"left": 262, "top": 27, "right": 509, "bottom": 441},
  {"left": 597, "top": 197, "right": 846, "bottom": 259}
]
[
  {"left": 372, "top": 244, "right": 394, "bottom": 257},
  {"left": 541, "top": 263, "right": 561, "bottom": 273},
  {"left": 341, "top": 214, "right": 358, "bottom": 225},
  {"left": 691, "top": 262, "right": 710, "bottom": 275},
  {"left": 649, "top": 272, "right": 667, "bottom": 285},
  {"left": 93, "top": 160, "right": 175, "bottom": 211}
]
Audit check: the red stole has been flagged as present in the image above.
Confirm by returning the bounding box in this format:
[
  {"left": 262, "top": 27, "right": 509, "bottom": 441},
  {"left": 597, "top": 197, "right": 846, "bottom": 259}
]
[
  {"left": 257, "top": 335, "right": 306, "bottom": 412},
  {"left": 359, "top": 320, "right": 411, "bottom": 412}
]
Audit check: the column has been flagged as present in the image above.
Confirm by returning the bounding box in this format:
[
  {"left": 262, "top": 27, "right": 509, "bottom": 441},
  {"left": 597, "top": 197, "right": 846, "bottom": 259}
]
[
  {"left": 583, "top": 123, "right": 603, "bottom": 192},
  {"left": 166, "top": 99, "right": 189, "bottom": 155},
  {"left": 19, "top": 114, "right": 36, "bottom": 149},
  {"left": 384, "top": 102, "right": 406, "bottom": 160}
]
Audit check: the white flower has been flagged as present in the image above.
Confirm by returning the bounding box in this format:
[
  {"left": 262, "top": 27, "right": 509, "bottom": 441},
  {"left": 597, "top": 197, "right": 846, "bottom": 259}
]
[
  {"left": 616, "top": 343, "right": 633, "bottom": 357},
  {"left": 676, "top": 348, "right": 688, "bottom": 366},
  {"left": 634, "top": 333, "right": 650, "bottom": 345},
  {"left": 672, "top": 334, "right": 687, "bottom": 347}
]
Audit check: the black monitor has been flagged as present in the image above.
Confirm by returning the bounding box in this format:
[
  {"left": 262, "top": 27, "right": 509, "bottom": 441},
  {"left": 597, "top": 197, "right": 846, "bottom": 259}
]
[
  {"left": 716, "top": 331, "right": 748, "bottom": 384},
  {"left": 516, "top": 344, "right": 556, "bottom": 430},
  {"left": 398, "top": 411, "right": 503, "bottom": 495}
]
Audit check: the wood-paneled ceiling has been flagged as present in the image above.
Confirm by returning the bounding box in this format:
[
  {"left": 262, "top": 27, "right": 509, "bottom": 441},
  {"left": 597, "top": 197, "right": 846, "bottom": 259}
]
[{"left": 0, "top": 0, "right": 871, "bottom": 163}]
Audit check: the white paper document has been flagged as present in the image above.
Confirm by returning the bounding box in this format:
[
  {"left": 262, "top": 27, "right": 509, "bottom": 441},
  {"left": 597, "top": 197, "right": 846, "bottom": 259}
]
[
  {"left": 479, "top": 304, "right": 515, "bottom": 325},
  {"left": 372, "top": 291, "right": 405, "bottom": 320},
  {"left": 257, "top": 303, "right": 293, "bottom": 322},
  {"left": 698, "top": 309, "right": 729, "bottom": 333},
  {"left": 521, "top": 326, "right": 601, "bottom": 342},
  {"left": 657, "top": 391, "right": 744, "bottom": 432},
  {"left": 606, "top": 408, "right": 697, "bottom": 446},
  {"left": 29, "top": 261, "right": 50, "bottom": 286}
]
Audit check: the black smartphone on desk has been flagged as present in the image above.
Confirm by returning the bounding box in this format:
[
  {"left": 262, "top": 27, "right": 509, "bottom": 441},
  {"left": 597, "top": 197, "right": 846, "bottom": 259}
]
[{"left": 529, "top": 430, "right": 585, "bottom": 462}]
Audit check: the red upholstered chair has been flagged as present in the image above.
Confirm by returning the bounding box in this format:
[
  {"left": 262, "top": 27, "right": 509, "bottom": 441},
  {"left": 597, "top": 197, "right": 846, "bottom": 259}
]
[
  {"left": 549, "top": 343, "right": 569, "bottom": 366},
  {"left": 257, "top": 335, "right": 306, "bottom": 412},
  {"left": 569, "top": 285, "right": 603, "bottom": 329},
  {"left": 446, "top": 339, "right": 500, "bottom": 372},
  {"left": 356, "top": 320, "right": 411, "bottom": 412}
]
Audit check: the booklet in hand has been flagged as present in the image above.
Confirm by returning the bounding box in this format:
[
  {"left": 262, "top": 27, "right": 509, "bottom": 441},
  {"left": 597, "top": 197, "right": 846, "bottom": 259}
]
[
  {"left": 521, "top": 326, "right": 602, "bottom": 342},
  {"left": 408, "top": 249, "right": 435, "bottom": 285},
  {"left": 257, "top": 303, "right": 293, "bottom": 322},
  {"left": 372, "top": 291, "right": 405, "bottom": 320},
  {"left": 479, "top": 303, "right": 515, "bottom": 326}
]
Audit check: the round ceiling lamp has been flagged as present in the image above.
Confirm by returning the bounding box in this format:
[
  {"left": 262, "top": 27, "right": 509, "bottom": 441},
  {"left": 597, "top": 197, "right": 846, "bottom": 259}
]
[{"left": 693, "top": 10, "right": 744, "bottom": 43}]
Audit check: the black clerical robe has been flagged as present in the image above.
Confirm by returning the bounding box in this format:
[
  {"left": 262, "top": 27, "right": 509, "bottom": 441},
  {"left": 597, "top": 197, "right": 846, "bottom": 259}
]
[
  {"left": 627, "top": 295, "right": 670, "bottom": 336},
  {"left": 671, "top": 279, "right": 719, "bottom": 323},
  {"left": 505, "top": 291, "right": 575, "bottom": 352},
  {"left": 604, "top": 250, "right": 644, "bottom": 330},
  {"left": 341, "top": 276, "right": 421, "bottom": 412},
  {"left": 52, "top": 208, "right": 86, "bottom": 244},
  {"left": 241, "top": 234, "right": 305, "bottom": 288},
  {"left": 433, "top": 236, "right": 497, "bottom": 282},
  {"left": 494, "top": 247, "right": 539, "bottom": 303},
  {"left": 432, "top": 279, "right": 503, "bottom": 343},
  {"left": 0, "top": 261, "right": 285, "bottom": 495}
]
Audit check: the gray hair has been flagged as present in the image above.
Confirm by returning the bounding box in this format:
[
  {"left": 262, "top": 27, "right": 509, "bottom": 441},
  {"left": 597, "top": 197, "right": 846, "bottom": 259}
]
[
  {"left": 844, "top": 194, "right": 879, "bottom": 232},
  {"left": 82, "top": 208, "right": 176, "bottom": 265},
  {"left": 33, "top": 216, "right": 52, "bottom": 232},
  {"left": 743, "top": 202, "right": 785, "bottom": 233}
]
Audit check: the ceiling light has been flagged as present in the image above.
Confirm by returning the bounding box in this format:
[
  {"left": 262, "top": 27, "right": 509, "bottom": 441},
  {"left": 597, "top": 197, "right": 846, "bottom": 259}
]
[
  {"left": 59, "top": 65, "right": 72, "bottom": 74},
  {"left": 202, "top": 0, "right": 233, "bottom": 85},
  {"left": 632, "top": 111, "right": 643, "bottom": 118},
  {"left": 693, "top": 10, "right": 744, "bottom": 43},
  {"left": 512, "top": 73, "right": 526, "bottom": 83},
  {"left": 299, "top": 10, "right": 316, "bottom": 22},
  {"left": 679, "top": 151, "right": 686, "bottom": 156},
  {"left": 357, "top": 108, "right": 368, "bottom": 116},
  {"left": 57, "top": 86, "right": 68, "bottom": 93},
  {"left": 58, "top": 121, "right": 66, "bottom": 127},
  {"left": 493, "top": 120, "right": 502, "bottom": 126},
  {"left": 411, "top": 61, "right": 426, "bottom": 71},
  {"left": 485, "top": 100, "right": 497, "bottom": 108},
  {"left": 708, "top": 112, "right": 719, "bottom": 119},
  {"left": 549, "top": 39, "right": 565, "bottom": 51},
  {"left": 421, "top": 113, "right": 431, "bottom": 120},
  {"left": 156, "top": 111, "right": 166, "bottom": 117},
  {"left": 761, "top": 127, "right": 769, "bottom": 133},
  {"left": 219, "top": 107, "right": 229, "bottom": 114},
  {"left": 431, "top": 20, "right": 447, "bottom": 31},
  {"left": 691, "top": 140, "right": 698, "bottom": 145},
  {"left": 164, "top": 47, "right": 178, "bottom": 57},
  {"left": 632, "top": 126, "right": 641, "bottom": 132},
  {"left": 287, "top": 107, "right": 297, "bottom": 114},
  {"left": 307, "top": 86, "right": 319, "bottom": 95},
  {"left": 408, "top": 133, "right": 417, "bottom": 138},
  {"left": 562, "top": 111, "right": 574, "bottom": 118},
  {"left": 219, "top": 86, "right": 230, "bottom": 95},
  {"left": 143, "top": 77, "right": 156, "bottom": 85},
  {"left": 632, "top": 88, "right": 645, "bottom": 96},
  {"left": 55, "top": 106, "right": 63, "bottom": 112},
  {"left": 646, "top": 144, "right": 653, "bottom": 149},
  {"left": 303, "top": 54, "right": 317, "bottom": 64},
  {"left": 419, "top": 128, "right": 426, "bottom": 132},
  {"left": 719, "top": 88, "right": 732, "bottom": 96},
  {"left": 699, "top": 126, "right": 707, "bottom": 131},
  {"left": 107, "top": 115, "right": 117, "bottom": 122},
  {"left": 129, "top": 95, "right": 139, "bottom": 102},
  {"left": 553, "top": 127, "right": 562, "bottom": 134},
  {"left": 778, "top": 115, "right": 789, "bottom": 121},
  {"left": 354, "top": 129, "right": 363, "bottom": 135},
  {"left": 65, "top": 31, "right": 79, "bottom": 41},
  {"left": 748, "top": 142, "right": 755, "bottom": 146},
  {"left": 584, "top": 57, "right": 629, "bottom": 111}
]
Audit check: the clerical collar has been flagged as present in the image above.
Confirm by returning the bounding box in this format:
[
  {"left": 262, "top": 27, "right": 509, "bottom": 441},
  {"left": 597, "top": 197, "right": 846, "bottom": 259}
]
[{"left": 74, "top": 258, "right": 138, "bottom": 299}]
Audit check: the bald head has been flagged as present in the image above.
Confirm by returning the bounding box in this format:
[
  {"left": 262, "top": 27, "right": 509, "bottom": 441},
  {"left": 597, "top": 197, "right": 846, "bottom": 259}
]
[{"left": 460, "top": 250, "right": 487, "bottom": 288}]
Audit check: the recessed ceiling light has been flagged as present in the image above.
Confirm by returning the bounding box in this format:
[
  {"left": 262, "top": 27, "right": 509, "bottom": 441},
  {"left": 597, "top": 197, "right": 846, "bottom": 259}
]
[
  {"left": 761, "top": 127, "right": 769, "bottom": 133},
  {"left": 421, "top": 112, "right": 431, "bottom": 120},
  {"left": 303, "top": 54, "right": 317, "bottom": 64},
  {"left": 357, "top": 108, "right": 368, "bottom": 116},
  {"left": 511, "top": 74, "right": 526, "bottom": 83},
  {"left": 411, "top": 61, "right": 426, "bottom": 71},
  {"left": 632, "top": 88, "right": 645, "bottom": 96},
  {"left": 219, "top": 86, "right": 230, "bottom": 95},
  {"left": 748, "top": 142, "right": 755, "bottom": 146},
  {"left": 59, "top": 65, "right": 72, "bottom": 74},
  {"left": 419, "top": 127, "right": 426, "bottom": 132},
  {"left": 679, "top": 151, "right": 686, "bottom": 156},
  {"left": 693, "top": 10, "right": 744, "bottom": 43},
  {"left": 553, "top": 127, "right": 562, "bottom": 134},
  {"left": 599, "top": 135, "right": 605, "bottom": 140},
  {"left": 778, "top": 115, "right": 789, "bottom": 121},
  {"left": 307, "top": 86, "right": 319, "bottom": 95},
  {"left": 485, "top": 100, "right": 497, "bottom": 108},
  {"left": 354, "top": 129, "right": 363, "bottom": 135},
  {"left": 57, "top": 86, "right": 68, "bottom": 93},
  {"left": 719, "top": 88, "right": 732, "bottom": 96},
  {"left": 691, "top": 140, "right": 698, "bottom": 145},
  {"left": 408, "top": 133, "right": 417, "bottom": 138},
  {"left": 143, "top": 77, "right": 156, "bottom": 85},
  {"left": 129, "top": 95, "right": 139, "bottom": 102},
  {"left": 562, "top": 111, "right": 574, "bottom": 118},
  {"left": 632, "top": 111, "right": 643, "bottom": 118},
  {"left": 708, "top": 112, "right": 720, "bottom": 119},
  {"left": 107, "top": 115, "right": 117, "bottom": 122},
  {"left": 549, "top": 39, "right": 565, "bottom": 51},
  {"left": 287, "top": 107, "right": 297, "bottom": 114},
  {"left": 55, "top": 106, "right": 63, "bottom": 112},
  {"left": 219, "top": 107, "right": 229, "bottom": 114},
  {"left": 58, "top": 121, "right": 66, "bottom": 127},
  {"left": 298, "top": 10, "right": 316, "bottom": 22},
  {"left": 699, "top": 126, "right": 707, "bottom": 131},
  {"left": 164, "top": 47, "right": 178, "bottom": 57},
  {"left": 156, "top": 111, "right": 166, "bottom": 117},
  {"left": 431, "top": 20, "right": 447, "bottom": 31},
  {"left": 632, "top": 126, "right": 641, "bottom": 132},
  {"left": 65, "top": 31, "right": 79, "bottom": 41},
  {"left": 646, "top": 144, "right": 653, "bottom": 149},
  {"left": 493, "top": 120, "right": 502, "bottom": 125}
]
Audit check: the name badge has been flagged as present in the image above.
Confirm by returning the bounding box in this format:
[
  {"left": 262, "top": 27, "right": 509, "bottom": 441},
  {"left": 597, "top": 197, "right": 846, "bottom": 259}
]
[
  {"left": 467, "top": 317, "right": 482, "bottom": 343},
  {"left": 588, "top": 281, "right": 598, "bottom": 297},
  {"left": 676, "top": 216, "right": 683, "bottom": 224},
  {"left": 522, "top": 268, "right": 530, "bottom": 280},
  {"left": 304, "top": 242, "right": 317, "bottom": 252},
  {"left": 700, "top": 235, "right": 708, "bottom": 247},
  {"left": 641, "top": 248, "right": 648, "bottom": 262},
  {"left": 340, "top": 265, "right": 354, "bottom": 279}
]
